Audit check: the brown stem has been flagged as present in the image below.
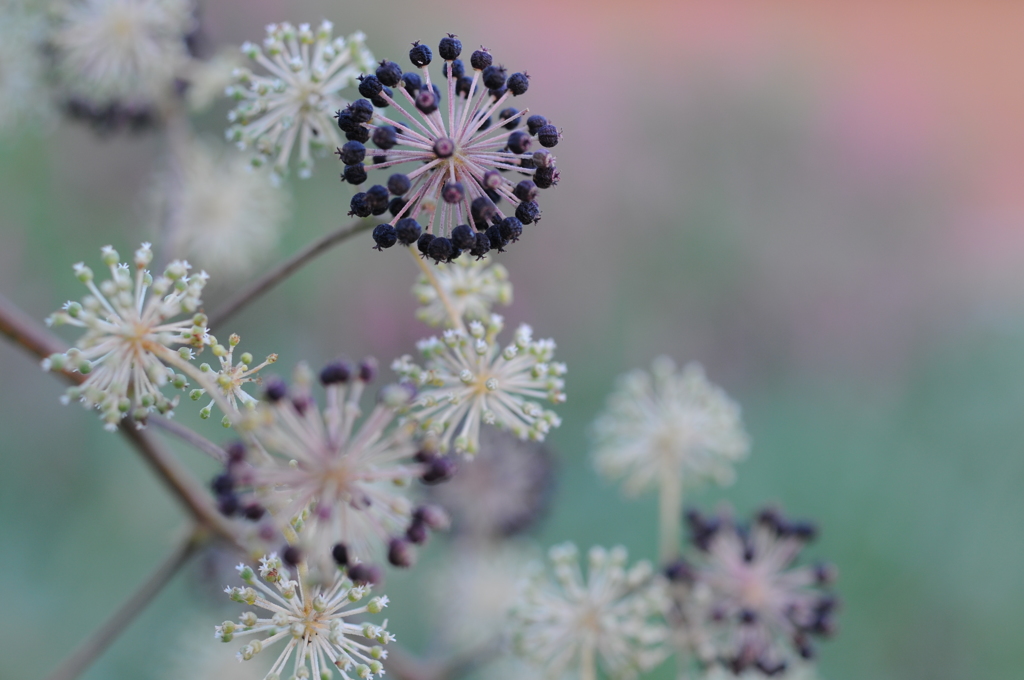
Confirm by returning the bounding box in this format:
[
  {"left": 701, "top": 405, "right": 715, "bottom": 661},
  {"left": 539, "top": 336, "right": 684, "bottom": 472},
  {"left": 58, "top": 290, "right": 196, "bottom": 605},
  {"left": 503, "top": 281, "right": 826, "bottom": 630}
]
[
  {"left": 0, "top": 292, "right": 239, "bottom": 546},
  {"left": 43, "top": 527, "right": 209, "bottom": 680},
  {"left": 208, "top": 218, "right": 371, "bottom": 328},
  {"left": 120, "top": 418, "right": 240, "bottom": 545},
  {"left": 0, "top": 292, "right": 81, "bottom": 382},
  {"left": 149, "top": 414, "right": 228, "bottom": 462}
]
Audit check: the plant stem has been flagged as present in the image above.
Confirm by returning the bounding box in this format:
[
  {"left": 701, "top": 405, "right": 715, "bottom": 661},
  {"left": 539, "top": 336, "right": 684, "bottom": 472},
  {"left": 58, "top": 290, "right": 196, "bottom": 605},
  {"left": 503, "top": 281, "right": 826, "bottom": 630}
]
[
  {"left": 659, "top": 471, "right": 683, "bottom": 563},
  {"left": 149, "top": 414, "right": 228, "bottom": 462},
  {"left": 153, "top": 104, "right": 191, "bottom": 272},
  {"left": 408, "top": 248, "right": 464, "bottom": 331},
  {"left": 119, "top": 419, "right": 242, "bottom": 545},
  {"left": 0, "top": 292, "right": 80, "bottom": 382},
  {"left": 580, "top": 640, "right": 597, "bottom": 680},
  {"left": 43, "top": 526, "right": 209, "bottom": 680},
  {"left": 208, "top": 218, "right": 372, "bottom": 328}
]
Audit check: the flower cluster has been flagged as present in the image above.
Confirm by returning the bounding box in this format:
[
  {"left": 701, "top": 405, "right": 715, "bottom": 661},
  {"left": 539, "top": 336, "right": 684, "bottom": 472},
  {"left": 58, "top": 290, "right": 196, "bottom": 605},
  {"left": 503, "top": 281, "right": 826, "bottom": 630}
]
[
  {"left": 511, "top": 543, "right": 668, "bottom": 680},
  {"left": 227, "top": 22, "right": 375, "bottom": 178},
  {"left": 413, "top": 257, "right": 512, "bottom": 327},
  {"left": 218, "top": 553, "right": 393, "bottom": 680},
  {"left": 189, "top": 333, "right": 277, "bottom": 426},
  {"left": 333, "top": 35, "right": 562, "bottom": 261},
  {"left": 592, "top": 358, "right": 750, "bottom": 496},
  {"left": 392, "top": 314, "right": 565, "bottom": 455},
  {"left": 157, "top": 137, "right": 289, "bottom": 278},
  {"left": 428, "top": 427, "right": 554, "bottom": 541},
  {"left": 220, "top": 361, "right": 452, "bottom": 575},
  {"left": 44, "top": 243, "right": 209, "bottom": 430},
  {"left": 48, "top": 0, "right": 196, "bottom": 124},
  {"left": 667, "top": 508, "right": 839, "bottom": 676}
]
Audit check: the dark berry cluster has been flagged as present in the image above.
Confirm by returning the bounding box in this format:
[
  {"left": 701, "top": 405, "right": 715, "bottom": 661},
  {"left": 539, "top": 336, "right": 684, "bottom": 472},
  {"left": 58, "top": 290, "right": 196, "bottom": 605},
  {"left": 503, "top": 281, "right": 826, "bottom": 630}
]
[
  {"left": 209, "top": 441, "right": 268, "bottom": 521},
  {"left": 63, "top": 97, "right": 159, "bottom": 135},
  {"left": 666, "top": 507, "right": 839, "bottom": 676},
  {"left": 333, "top": 34, "right": 562, "bottom": 263},
  {"left": 212, "top": 357, "right": 459, "bottom": 577}
]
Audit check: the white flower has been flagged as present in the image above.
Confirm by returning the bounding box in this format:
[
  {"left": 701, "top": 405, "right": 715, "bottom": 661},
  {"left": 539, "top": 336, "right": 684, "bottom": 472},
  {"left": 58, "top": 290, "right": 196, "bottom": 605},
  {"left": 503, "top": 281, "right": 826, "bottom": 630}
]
[
  {"left": 392, "top": 314, "right": 565, "bottom": 456},
  {"left": 217, "top": 553, "right": 393, "bottom": 680},
  {"left": 44, "top": 243, "right": 209, "bottom": 431},
  {"left": 232, "top": 362, "right": 431, "bottom": 572},
  {"left": 413, "top": 258, "right": 512, "bottom": 327},
  {"left": 675, "top": 508, "right": 838, "bottom": 675},
  {"left": 157, "top": 137, "right": 289, "bottom": 279},
  {"left": 226, "top": 22, "right": 374, "bottom": 178},
  {"left": 592, "top": 358, "right": 749, "bottom": 496},
  {"left": 0, "top": 0, "right": 53, "bottom": 133},
  {"left": 49, "top": 0, "right": 195, "bottom": 106},
  {"left": 189, "top": 333, "right": 276, "bottom": 426},
  {"left": 511, "top": 543, "right": 668, "bottom": 680}
]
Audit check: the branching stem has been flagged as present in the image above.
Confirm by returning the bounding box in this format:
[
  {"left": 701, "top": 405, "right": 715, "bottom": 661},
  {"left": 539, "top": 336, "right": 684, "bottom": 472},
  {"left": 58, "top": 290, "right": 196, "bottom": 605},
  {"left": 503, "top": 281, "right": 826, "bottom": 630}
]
[
  {"left": 43, "top": 526, "right": 209, "bottom": 680},
  {"left": 208, "top": 218, "right": 372, "bottom": 328}
]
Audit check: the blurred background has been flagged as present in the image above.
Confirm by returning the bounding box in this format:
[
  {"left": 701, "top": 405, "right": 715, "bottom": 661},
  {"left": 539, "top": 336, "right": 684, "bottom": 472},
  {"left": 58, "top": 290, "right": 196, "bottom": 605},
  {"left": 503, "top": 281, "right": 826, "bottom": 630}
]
[{"left": 2, "top": 1, "right": 1024, "bottom": 679}]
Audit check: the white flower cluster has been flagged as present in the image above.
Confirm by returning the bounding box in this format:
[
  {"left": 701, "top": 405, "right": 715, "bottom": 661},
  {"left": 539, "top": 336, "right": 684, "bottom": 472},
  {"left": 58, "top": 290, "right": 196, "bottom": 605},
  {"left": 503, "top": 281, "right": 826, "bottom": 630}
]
[
  {"left": 218, "top": 554, "right": 393, "bottom": 680},
  {"left": 159, "top": 137, "right": 289, "bottom": 279},
  {"left": 226, "top": 22, "right": 374, "bottom": 178},
  {"left": 49, "top": 0, "right": 195, "bottom": 106},
  {"left": 44, "top": 243, "right": 210, "bottom": 430},
  {"left": 413, "top": 258, "right": 512, "bottom": 327},
  {"left": 592, "top": 357, "right": 749, "bottom": 496},
  {"left": 511, "top": 543, "right": 668, "bottom": 680},
  {"left": 392, "top": 314, "right": 565, "bottom": 455}
]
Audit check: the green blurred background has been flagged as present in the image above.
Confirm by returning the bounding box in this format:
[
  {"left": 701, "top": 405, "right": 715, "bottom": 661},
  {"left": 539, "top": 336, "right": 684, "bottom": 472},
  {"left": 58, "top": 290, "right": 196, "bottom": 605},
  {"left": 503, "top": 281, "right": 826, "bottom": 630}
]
[{"left": 2, "top": 1, "right": 1024, "bottom": 679}]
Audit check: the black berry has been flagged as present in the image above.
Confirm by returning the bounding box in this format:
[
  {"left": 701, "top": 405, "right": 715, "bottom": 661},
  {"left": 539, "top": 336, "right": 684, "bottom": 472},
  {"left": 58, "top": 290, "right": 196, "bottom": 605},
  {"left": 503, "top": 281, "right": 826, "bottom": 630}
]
[
  {"left": 470, "top": 49, "right": 492, "bottom": 70},
  {"left": 375, "top": 60, "right": 403, "bottom": 87},
  {"left": 336, "top": 140, "right": 365, "bottom": 165},
  {"left": 395, "top": 218, "right": 421, "bottom": 245},
  {"left": 515, "top": 200, "right": 541, "bottom": 224},
  {"left": 482, "top": 64, "right": 507, "bottom": 89},
  {"left": 357, "top": 74, "right": 383, "bottom": 98},
  {"left": 441, "top": 181, "right": 465, "bottom": 204},
  {"left": 514, "top": 179, "right": 538, "bottom": 202},
  {"left": 451, "top": 224, "right": 475, "bottom": 250},
  {"left": 417, "top": 233, "right": 435, "bottom": 256},
  {"left": 526, "top": 114, "right": 548, "bottom": 135},
  {"left": 438, "top": 34, "right": 462, "bottom": 60},
  {"left": 508, "top": 130, "right": 532, "bottom": 154},
  {"left": 470, "top": 232, "right": 491, "bottom": 259},
  {"left": 349, "top": 99, "right": 374, "bottom": 123},
  {"left": 507, "top": 72, "right": 529, "bottom": 95},
  {"left": 537, "top": 124, "right": 560, "bottom": 148},
  {"left": 388, "top": 173, "right": 411, "bottom": 195},
  {"left": 427, "top": 236, "right": 453, "bottom": 264},
  {"left": 409, "top": 41, "right": 432, "bottom": 67},
  {"left": 320, "top": 361, "right": 352, "bottom": 385},
  {"left": 264, "top": 377, "right": 287, "bottom": 401},
  {"left": 372, "top": 125, "right": 397, "bottom": 149},
  {"left": 342, "top": 163, "right": 367, "bottom": 185},
  {"left": 372, "top": 223, "right": 397, "bottom": 250}
]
